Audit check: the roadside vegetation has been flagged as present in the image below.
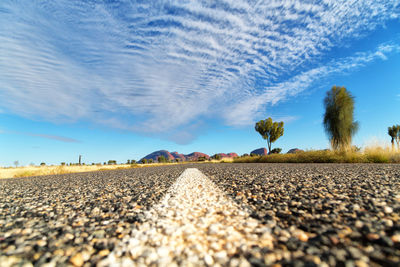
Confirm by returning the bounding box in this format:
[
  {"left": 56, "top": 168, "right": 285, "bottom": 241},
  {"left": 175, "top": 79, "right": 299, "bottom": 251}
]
[
  {"left": 234, "top": 147, "right": 400, "bottom": 163},
  {"left": 246, "top": 85, "right": 400, "bottom": 163},
  {"left": 0, "top": 164, "right": 140, "bottom": 179}
]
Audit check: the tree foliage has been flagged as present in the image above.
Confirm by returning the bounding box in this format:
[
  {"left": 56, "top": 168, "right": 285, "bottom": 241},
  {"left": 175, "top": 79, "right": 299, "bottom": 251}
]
[
  {"left": 323, "top": 86, "right": 358, "bottom": 151},
  {"left": 107, "top": 160, "right": 117, "bottom": 165},
  {"left": 157, "top": 155, "right": 167, "bottom": 163},
  {"left": 212, "top": 154, "right": 221, "bottom": 160},
  {"left": 255, "top": 117, "right": 284, "bottom": 153},
  {"left": 388, "top": 125, "right": 400, "bottom": 150},
  {"left": 270, "top": 148, "right": 282, "bottom": 154}
]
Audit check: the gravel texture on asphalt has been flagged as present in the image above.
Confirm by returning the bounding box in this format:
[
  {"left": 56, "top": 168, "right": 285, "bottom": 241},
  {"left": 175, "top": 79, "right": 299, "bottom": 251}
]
[
  {"left": 99, "top": 168, "right": 272, "bottom": 267},
  {"left": 1, "top": 163, "right": 399, "bottom": 267},
  {"left": 0, "top": 166, "right": 185, "bottom": 267},
  {"left": 198, "top": 163, "right": 400, "bottom": 266}
]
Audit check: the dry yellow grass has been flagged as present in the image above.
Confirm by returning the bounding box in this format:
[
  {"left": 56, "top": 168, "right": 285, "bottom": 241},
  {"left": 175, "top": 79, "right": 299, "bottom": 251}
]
[
  {"left": 234, "top": 146, "right": 400, "bottom": 164},
  {"left": 208, "top": 157, "right": 234, "bottom": 163},
  {"left": 0, "top": 164, "right": 139, "bottom": 179}
]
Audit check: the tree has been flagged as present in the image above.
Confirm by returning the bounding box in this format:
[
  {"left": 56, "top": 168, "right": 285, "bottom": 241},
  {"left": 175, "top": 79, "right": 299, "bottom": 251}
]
[
  {"left": 197, "top": 156, "right": 207, "bottom": 161},
  {"left": 13, "top": 161, "right": 19, "bottom": 167},
  {"left": 323, "top": 86, "right": 358, "bottom": 151},
  {"left": 255, "top": 117, "right": 284, "bottom": 153},
  {"left": 212, "top": 154, "right": 221, "bottom": 160},
  {"left": 157, "top": 155, "right": 167, "bottom": 163},
  {"left": 388, "top": 125, "right": 400, "bottom": 150}
]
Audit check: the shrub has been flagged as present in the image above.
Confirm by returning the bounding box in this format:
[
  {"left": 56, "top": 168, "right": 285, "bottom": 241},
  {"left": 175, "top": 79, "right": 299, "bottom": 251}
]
[
  {"left": 61, "top": 162, "right": 66, "bottom": 166},
  {"left": 108, "top": 160, "right": 117, "bottom": 165},
  {"left": 212, "top": 154, "right": 222, "bottom": 160},
  {"left": 197, "top": 156, "right": 207, "bottom": 161},
  {"left": 270, "top": 148, "right": 282, "bottom": 154},
  {"left": 157, "top": 155, "right": 167, "bottom": 163}
]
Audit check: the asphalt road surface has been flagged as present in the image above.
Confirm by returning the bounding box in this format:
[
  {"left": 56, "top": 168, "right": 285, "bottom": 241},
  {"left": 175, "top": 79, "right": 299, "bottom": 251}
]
[{"left": 1, "top": 163, "right": 399, "bottom": 266}]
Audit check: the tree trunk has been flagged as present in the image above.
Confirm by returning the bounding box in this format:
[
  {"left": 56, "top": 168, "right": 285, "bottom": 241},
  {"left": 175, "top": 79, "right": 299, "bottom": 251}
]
[{"left": 267, "top": 140, "right": 271, "bottom": 154}]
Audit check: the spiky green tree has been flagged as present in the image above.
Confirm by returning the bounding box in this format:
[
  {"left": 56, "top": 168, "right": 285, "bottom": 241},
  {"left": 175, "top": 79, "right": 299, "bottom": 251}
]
[
  {"left": 388, "top": 125, "right": 400, "bottom": 150},
  {"left": 323, "top": 86, "right": 358, "bottom": 151},
  {"left": 255, "top": 117, "right": 284, "bottom": 153}
]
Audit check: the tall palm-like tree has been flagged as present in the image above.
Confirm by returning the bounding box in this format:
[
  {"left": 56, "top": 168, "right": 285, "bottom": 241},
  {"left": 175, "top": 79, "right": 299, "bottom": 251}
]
[{"left": 323, "top": 86, "right": 358, "bottom": 151}]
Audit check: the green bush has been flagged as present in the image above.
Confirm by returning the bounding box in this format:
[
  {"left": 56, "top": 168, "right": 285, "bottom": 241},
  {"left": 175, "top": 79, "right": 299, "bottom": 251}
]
[
  {"left": 157, "top": 155, "right": 167, "bottom": 163},
  {"left": 212, "top": 154, "right": 222, "bottom": 160},
  {"left": 270, "top": 148, "right": 282, "bottom": 154},
  {"left": 197, "top": 156, "right": 207, "bottom": 161}
]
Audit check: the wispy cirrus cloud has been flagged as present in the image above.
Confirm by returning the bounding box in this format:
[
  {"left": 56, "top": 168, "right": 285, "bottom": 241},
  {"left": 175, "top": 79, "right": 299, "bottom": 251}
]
[
  {"left": 26, "top": 133, "right": 80, "bottom": 143},
  {"left": 0, "top": 130, "right": 80, "bottom": 143},
  {"left": 224, "top": 43, "right": 400, "bottom": 126},
  {"left": 0, "top": 0, "right": 399, "bottom": 143}
]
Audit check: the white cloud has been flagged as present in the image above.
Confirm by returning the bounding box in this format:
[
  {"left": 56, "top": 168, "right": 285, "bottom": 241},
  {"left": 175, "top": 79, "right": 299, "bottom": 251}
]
[
  {"left": 0, "top": 130, "right": 79, "bottom": 143},
  {"left": 0, "top": 0, "right": 399, "bottom": 142},
  {"left": 225, "top": 42, "right": 400, "bottom": 126}
]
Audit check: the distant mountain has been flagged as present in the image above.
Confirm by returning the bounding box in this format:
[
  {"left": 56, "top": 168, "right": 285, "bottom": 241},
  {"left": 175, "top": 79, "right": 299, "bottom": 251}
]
[
  {"left": 250, "top": 147, "right": 268, "bottom": 155},
  {"left": 217, "top": 153, "right": 238, "bottom": 158},
  {"left": 170, "top": 151, "right": 186, "bottom": 161},
  {"left": 140, "top": 150, "right": 174, "bottom": 162},
  {"left": 140, "top": 150, "right": 239, "bottom": 162},
  {"left": 185, "top": 152, "right": 210, "bottom": 161}
]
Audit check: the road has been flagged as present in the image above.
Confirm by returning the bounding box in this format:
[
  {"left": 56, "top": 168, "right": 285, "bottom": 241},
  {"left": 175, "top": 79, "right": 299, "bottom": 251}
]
[{"left": 1, "top": 163, "right": 399, "bottom": 266}]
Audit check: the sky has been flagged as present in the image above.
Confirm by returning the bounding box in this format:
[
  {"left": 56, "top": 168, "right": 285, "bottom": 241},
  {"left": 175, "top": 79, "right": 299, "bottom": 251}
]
[{"left": 0, "top": 0, "right": 400, "bottom": 166}]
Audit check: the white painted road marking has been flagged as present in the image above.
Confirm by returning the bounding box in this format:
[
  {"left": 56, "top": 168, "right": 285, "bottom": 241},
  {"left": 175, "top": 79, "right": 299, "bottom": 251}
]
[{"left": 100, "top": 168, "right": 273, "bottom": 266}]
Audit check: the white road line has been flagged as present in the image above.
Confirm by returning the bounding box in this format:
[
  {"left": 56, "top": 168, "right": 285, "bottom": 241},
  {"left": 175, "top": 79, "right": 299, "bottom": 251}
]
[{"left": 101, "top": 168, "right": 273, "bottom": 266}]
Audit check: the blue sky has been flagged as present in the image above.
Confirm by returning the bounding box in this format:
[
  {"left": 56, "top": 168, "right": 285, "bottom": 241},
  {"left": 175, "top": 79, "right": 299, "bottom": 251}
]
[{"left": 1, "top": 0, "right": 400, "bottom": 166}]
